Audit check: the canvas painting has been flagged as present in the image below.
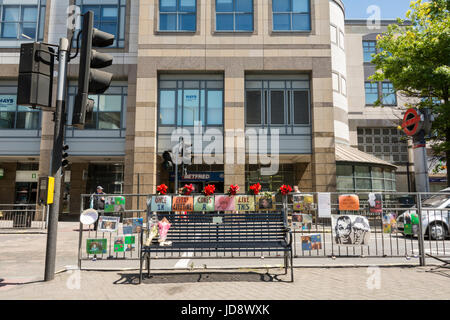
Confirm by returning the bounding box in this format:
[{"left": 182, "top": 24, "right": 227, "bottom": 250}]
[
  {"left": 332, "top": 215, "right": 371, "bottom": 246},
  {"left": 150, "top": 195, "right": 172, "bottom": 212},
  {"left": 291, "top": 213, "right": 313, "bottom": 231},
  {"left": 172, "top": 196, "right": 194, "bottom": 212},
  {"left": 293, "top": 194, "right": 314, "bottom": 211},
  {"left": 301, "top": 234, "right": 322, "bottom": 251},
  {"left": 104, "top": 196, "right": 126, "bottom": 213},
  {"left": 125, "top": 235, "right": 135, "bottom": 252},
  {"left": 193, "top": 196, "right": 215, "bottom": 212},
  {"left": 114, "top": 236, "right": 125, "bottom": 252},
  {"left": 235, "top": 195, "right": 255, "bottom": 212},
  {"left": 98, "top": 216, "right": 120, "bottom": 232},
  {"left": 86, "top": 238, "right": 107, "bottom": 255},
  {"left": 382, "top": 212, "right": 397, "bottom": 234},
  {"left": 256, "top": 195, "right": 276, "bottom": 211},
  {"left": 215, "top": 195, "right": 236, "bottom": 211},
  {"left": 368, "top": 193, "right": 383, "bottom": 214}
]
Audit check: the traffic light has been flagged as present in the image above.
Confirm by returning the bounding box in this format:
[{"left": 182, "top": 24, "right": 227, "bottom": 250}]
[
  {"left": 72, "top": 10, "right": 115, "bottom": 129},
  {"left": 162, "top": 151, "right": 174, "bottom": 171},
  {"left": 62, "top": 144, "right": 69, "bottom": 168},
  {"left": 17, "top": 42, "right": 55, "bottom": 110}
]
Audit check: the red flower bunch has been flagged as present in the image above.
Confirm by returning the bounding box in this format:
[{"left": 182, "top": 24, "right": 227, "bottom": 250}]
[
  {"left": 279, "top": 184, "right": 292, "bottom": 196},
  {"left": 203, "top": 184, "right": 216, "bottom": 196},
  {"left": 249, "top": 183, "right": 262, "bottom": 195},
  {"left": 156, "top": 184, "right": 168, "bottom": 195},
  {"left": 227, "top": 184, "right": 240, "bottom": 196},
  {"left": 182, "top": 184, "right": 194, "bottom": 195}
]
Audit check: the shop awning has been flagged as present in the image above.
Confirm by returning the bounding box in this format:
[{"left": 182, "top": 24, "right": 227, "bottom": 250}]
[{"left": 335, "top": 144, "right": 398, "bottom": 169}]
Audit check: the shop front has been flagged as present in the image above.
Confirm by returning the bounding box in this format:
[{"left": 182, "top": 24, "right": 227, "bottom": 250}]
[{"left": 169, "top": 171, "right": 225, "bottom": 194}]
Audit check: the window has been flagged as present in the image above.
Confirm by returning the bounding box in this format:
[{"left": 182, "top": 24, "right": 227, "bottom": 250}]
[
  {"left": 363, "top": 40, "right": 377, "bottom": 63},
  {"left": 382, "top": 82, "right": 397, "bottom": 105},
  {"left": 365, "top": 82, "right": 378, "bottom": 105},
  {"left": 337, "top": 164, "right": 396, "bottom": 192},
  {"left": 330, "top": 25, "right": 337, "bottom": 44},
  {"left": 357, "top": 127, "right": 409, "bottom": 164},
  {"left": 0, "top": 1, "right": 46, "bottom": 42},
  {"left": 68, "top": 85, "right": 127, "bottom": 130},
  {"left": 341, "top": 77, "right": 347, "bottom": 96},
  {"left": 245, "top": 78, "right": 310, "bottom": 126},
  {"left": 332, "top": 73, "right": 339, "bottom": 92},
  {"left": 216, "top": 0, "right": 253, "bottom": 32},
  {"left": 75, "top": 0, "right": 126, "bottom": 48},
  {"left": 160, "top": 0, "right": 196, "bottom": 32},
  {"left": 0, "top": 88, "right": 40, "bottom": 129},
  {"left": 272, "top": 0, "right": 310, "bottom": 31},
  {"left": 339, "top": 30, "right": 345, "bottom": 50},
  {"left": 158, "top": 77, "right": 224, "bottom": 126}
]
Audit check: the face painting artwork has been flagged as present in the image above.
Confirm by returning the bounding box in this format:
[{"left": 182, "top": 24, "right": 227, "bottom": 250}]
[
  {"left": 351, "top": 216, "right": 370, "bottom": 245},
  {"left": 334, "top": 215, "right": 352, "bottom": 244},
  {"left": 332, "top": 215, "right": 371, "bottom": 246}
]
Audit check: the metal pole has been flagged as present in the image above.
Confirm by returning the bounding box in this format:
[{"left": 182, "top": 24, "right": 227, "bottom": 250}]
[
  {"left": 413, "top": 131, "right": 430, "bottom": 192},
  {"left": 44, "top": 38, "right": 69, "bottom": 281},
  {"left": 416, "top": 193, "right": 426, "bottom": 266}
]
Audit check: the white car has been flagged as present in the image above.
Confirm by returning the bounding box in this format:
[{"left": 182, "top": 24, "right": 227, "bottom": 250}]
[{"left": 397, "top": 188, "right": 450, "bottom": 240}]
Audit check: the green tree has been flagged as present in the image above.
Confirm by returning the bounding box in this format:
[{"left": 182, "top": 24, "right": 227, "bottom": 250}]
[{"left": 370, "top": 0, "right": 450, "bottom": 186}]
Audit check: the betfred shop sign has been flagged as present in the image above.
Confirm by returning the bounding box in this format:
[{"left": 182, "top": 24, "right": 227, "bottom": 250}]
[{"left": 401, "top": 108, "right": 421, "bottom": 136}]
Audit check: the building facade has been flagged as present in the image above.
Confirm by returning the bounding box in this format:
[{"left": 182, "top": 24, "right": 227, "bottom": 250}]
[{"left": 0, "top": 0, "right": 444, "bottom": 216}]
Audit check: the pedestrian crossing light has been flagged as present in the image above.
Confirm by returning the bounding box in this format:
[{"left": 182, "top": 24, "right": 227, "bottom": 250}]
[
  {"left": 62, "top": 144, "right": 69, "bottom": 168},
  {"left": 72, "top": 10, "right": 115, "bottom": 129}
]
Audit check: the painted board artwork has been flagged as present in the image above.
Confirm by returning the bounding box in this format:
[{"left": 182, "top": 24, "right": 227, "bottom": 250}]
[
  {"left": 150, "top": 195, "right": 172, "bottom": 212},
  {"left": 104, "top": 196, "right": 126, "bottom": 213},
  {"left": 332, "top": 215, "right": 371, "bottom": 246},
  {"left": 234, "top": 195, "right": 255, "bottom": 212},
  {"left": 125, "top": 235, "right": 135, "bottom": 252},
  {"left": 338, "top": 194, "right": 360, "bottom": 211},
  {"left": 293, "top": 194, "right": 314, "bottom": 211},
  {"left": 172, "top": 196, "right": 194, "bottom": 212},
  {"left": 114, "top": 236, "right": 125, "bottom": 252},
  {"left": 382, "top": 212, "right": 398, "bottom": 234},
  {"left": 301, "top": 234, "right": 322, "bottom": 251},
  {"left": 256, "top": 195, "right": 276, "bottom": 211},
  {"left": 215, "top": 195, "right": 236, "bottom": 211},
  {"left": 368, "top": 193, "right": 383, "bottom": 214},
  {"left": 291, "top": 213, "right": 313, "bottom": 231},
  {"left": 193, "top": 196, "right": 215, "bottom": 212},
  {"left": 86, "top": 238, "right": 107, "bottom": 255},
  {"left": 122, "top": 218, "right": 144, "bottom": 234},
  {"left": 98, "top": 216, "right": 120, "bottom": 232}
]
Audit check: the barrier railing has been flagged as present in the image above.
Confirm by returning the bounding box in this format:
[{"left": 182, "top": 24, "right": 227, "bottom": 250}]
[
  {"left": 77, "top": 191, "right": 450, "bottom": 269},
  {"left": 0, "top": 204, "right": 47, "bottom": 230}
]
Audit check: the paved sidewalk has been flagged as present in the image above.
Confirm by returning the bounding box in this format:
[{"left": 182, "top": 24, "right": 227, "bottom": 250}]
[{"left": 1, "top": 266, "right": 450, "bottom": 300}]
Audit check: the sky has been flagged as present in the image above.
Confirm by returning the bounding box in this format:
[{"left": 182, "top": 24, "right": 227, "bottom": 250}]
[{"left": 343, "top": 0, "right": 414, "bottom": 19}]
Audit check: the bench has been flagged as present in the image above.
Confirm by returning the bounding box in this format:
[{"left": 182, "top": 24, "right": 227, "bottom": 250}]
[{"left": 139, "top": 212, "right": 293, "bottom": 283}]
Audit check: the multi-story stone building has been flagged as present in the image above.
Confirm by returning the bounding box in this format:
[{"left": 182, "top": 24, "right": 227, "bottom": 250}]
[{"left": 0, "top": 0, "right": 444, "bottom": 216}]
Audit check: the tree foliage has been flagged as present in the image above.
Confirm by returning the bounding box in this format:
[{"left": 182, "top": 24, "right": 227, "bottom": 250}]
[{"left": 370, "top": 0, "right": 450, "bottom": 183}]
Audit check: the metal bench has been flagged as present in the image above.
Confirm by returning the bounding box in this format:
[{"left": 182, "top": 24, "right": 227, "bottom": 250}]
[{"left": 139, "top": 212, "right": 293, "bottom": 283}]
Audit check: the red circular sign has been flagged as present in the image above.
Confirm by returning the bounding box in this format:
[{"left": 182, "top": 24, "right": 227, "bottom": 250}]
[{"left": 402, "top": 108, "right": 421, "bottom": 136}]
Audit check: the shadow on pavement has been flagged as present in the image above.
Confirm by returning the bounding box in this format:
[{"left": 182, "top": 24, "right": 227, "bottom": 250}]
[
  {"left": 113, "top": 270, "right": 290, "bottom": 285},
  {"left": 0, "top": 278, "right": 44, "bottom": 287}
]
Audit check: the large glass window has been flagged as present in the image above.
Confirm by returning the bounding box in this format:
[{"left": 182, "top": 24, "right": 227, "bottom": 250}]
[
  {"left": 158, "top": 77, "right": 224, "bottom": 126},
  {"left": 382, "top": 82, "right": 397, "bottom": 105},
  {"left": 75, "top": 0, "right": 126, "bottom": 48},
  {"left": 363, "top": 40, "right": 377, "bottom": 63},
  {"left": 216, "top": 0, "right": 253, "bottom": 32},
  {"left": 0, "top": 1, "right": 46, "bottom": 42},
  {"left": 68, "top": 85, "right": 127, "bottom": 130},
  {"left": 273, "top": 0, "right": 310, "bottom": 31},
  {"left": 357, "top": 127, "right": 409, "bottom": 164},
  {"left": 160, "top": 0, "right": 196, "bottom": 31},
  {"left": 337, "top": 164, "right": 396, "bottom": 192},
  {"left": 245, "top": 78, "right": 310, "bottom": 126},
  {"left": 365, "top": 82, "right": 378, "bottom": 105},
  {"left": 0, "top": 88, "right": 40, "bottom": 129}
]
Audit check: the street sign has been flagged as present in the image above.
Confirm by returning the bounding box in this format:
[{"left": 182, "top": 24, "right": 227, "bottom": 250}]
[{"left": 401, "top": 108, "right": 421, "bottom": 136}]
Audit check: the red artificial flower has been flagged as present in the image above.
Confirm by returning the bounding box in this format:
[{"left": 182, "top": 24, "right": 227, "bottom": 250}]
[
  {"left": 203, "top": 184, "right": 216, "bottom": 196},
  {"left": 279, "top": 184, "right": 292, "bottom": 196},
  {"left": 182, "top": 184, "right": 194, "bottom": 195},
  {"left": 157, "top": 184, "right": 168, "bottom": 195},
  {"left": 227, "top": 184, "right": 240, "bottom": 196},
  {"left": 249, "top": 183, "right": 262, "bottom": 195}
]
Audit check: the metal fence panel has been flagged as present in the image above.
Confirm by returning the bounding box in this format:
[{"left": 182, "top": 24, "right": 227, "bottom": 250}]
[{"left": 0, "top": 204, "right": 47, "bottom": 230}]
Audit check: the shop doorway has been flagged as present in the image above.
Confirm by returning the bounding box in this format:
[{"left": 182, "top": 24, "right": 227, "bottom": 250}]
[{"left": 15, "top": 182, "right": 37, "bottom": 204}]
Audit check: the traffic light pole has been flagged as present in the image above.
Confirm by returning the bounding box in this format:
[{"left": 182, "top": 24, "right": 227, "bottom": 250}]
[{"left": 44, "top": 38, "right": 69, "bottom": 281}]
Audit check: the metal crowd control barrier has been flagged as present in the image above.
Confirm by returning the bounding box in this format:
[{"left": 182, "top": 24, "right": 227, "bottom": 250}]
[
  {"left": 77, "top": 191, "right": 450, "bottom": 269},
  {"left": 0, "top": 204, "right": 47, "bottom": 230}
]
